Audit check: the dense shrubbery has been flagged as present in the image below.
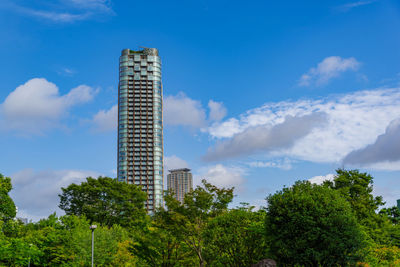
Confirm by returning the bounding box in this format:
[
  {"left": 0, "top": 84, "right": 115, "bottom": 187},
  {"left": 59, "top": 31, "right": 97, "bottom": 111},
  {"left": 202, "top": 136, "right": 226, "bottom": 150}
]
[{"left": 1, "top": 170, "right": 400, "bottom": 266}]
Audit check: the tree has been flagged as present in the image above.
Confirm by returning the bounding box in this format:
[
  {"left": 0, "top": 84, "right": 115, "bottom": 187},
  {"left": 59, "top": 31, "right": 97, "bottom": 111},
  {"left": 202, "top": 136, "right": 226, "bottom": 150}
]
[
  {"left": 324, "top": 169, "right": 385, "bottom": 223},
  {"left": 0, "top": 237, "right": 42, "bottom": 267},
  {"left": 380, "top": 206, "right": 400, "bottom": 225},
  {"left": 324, "top": 169, "right": 390, "bottom": 244},
  {"left": 59, "top": 176, "right": 147, "bottom": 228},
  {"left": 203, "top": 205, "right": 269, "bottom": 267},
  {"left": 131, "top": 220, "right": 196, "bottom": 267},
  {"left": 364, "top": 245, "right": 400, "bottom": 266},
  {"left": 155, "top": 179, "right": 234, "bottom": 267},
  {"left": 0, "top": 173, "right": 16, "bottom": 221},
  {"left": 111, "top": 240, "right": 138, "bottom": 266},
  {"left": 265, "top": 180, "right": 366, "bottom": 266},
  {"left": 17, "top": 214, "right": 137, "bottom": 266}
]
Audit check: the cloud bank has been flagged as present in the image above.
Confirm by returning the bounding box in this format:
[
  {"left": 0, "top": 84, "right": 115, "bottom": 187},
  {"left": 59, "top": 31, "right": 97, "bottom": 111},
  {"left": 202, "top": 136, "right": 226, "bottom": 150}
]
[
  {"left": 204, "top": 113, "right": 327, "bottom": 161},
  {"left": 344, "top": 118, "right": 400, "bottom": 166},
  {"left": 0, "top": 78, "right": 96, "bottom": 134},
  {"left": 206, "top": 88, "right": 400, "bottom": 168}
]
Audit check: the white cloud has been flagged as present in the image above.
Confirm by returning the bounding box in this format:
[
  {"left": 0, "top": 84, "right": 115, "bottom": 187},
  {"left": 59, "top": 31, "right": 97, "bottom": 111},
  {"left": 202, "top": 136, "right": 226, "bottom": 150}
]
[
  {"left": 164, "top": 155, "right": 189, "bottom": 171},
  {"left": 299, "top": 56, "right": 360, "bottom": 86},
  {"left": 164, "top": 92, "right": 207, "bottom": 128},
  {"left": 0, "top": 78, "right": 96, "bottom": 134},
  {"left": 10, "top": 169, "right": 100, "bottom": 221},
  {"left": 67, "top": 0, "right": 112, "bottom": 11},
  {"left": 206, "top": 88, "right": 400, "bottom": 169},
  {"left": 164, "top": 93, "right": 229, "bottom": 129},
  {"left": 207, "top": 118, "right": 241, "bottom": 138},
  {"left": 57, "top": 67, "right": 76, "bottom": 76},
  {"left": 164, "top": 155, "right": 190, "bottom": 191},
  {"left": 204, "top": 113, "right": 327, "bottom": 161},
  {"left": 18, "top": 9, "right": 91, "bottom": 22},
  {"left": 343, "top": 118, "right": 400, "bottom": 166},
  {"left": 92, "top": 104, "right": 117, "bottom": 132},
  {"left": 309, "top": 174, "right": 335, "bottom": 185},
  {"left": 3, "top": 0, "right": 113, "bottom": 23},
  {"left": 337, "top": 1, "right": 376, "bottom": 12},
  {"left": 208, "top": 100, "right": 227, "bottom": 121},
  {"left": 195, "top": 164, "right": 246, "bottom": 191},
  {"left": 248, "top": 158, "right": 293, "bottom": 170},
  {"left": 89, "top": 93, "right": 228, "bottom": 132}
]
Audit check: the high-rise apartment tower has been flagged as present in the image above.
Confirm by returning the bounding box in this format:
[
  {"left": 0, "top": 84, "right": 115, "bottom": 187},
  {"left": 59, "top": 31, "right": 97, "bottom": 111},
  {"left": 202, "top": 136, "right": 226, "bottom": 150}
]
[
  {"left": 167, "top": 168, "right": 193, "bottom": 204},
  {"left": 117, "top": 48, "right": 163, "bottom": 212}
]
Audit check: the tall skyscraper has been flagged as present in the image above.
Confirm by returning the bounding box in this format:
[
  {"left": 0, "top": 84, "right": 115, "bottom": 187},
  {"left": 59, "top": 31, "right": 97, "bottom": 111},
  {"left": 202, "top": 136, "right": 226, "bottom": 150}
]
[
  {"left": 117, "top": 48, "right": 163, "bottom": 213},
  {"left": 167, "top": 168, "right": 193, "bottom": 204}
]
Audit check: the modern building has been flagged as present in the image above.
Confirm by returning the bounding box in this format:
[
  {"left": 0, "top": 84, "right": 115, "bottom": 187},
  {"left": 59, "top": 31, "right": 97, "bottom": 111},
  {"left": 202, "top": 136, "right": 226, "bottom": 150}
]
[
  {"left": 167, "top": 168, "right": 193, "bottom": 204},
  {"left": 117, "top": 48, "right": 163, "bottom": 213}
]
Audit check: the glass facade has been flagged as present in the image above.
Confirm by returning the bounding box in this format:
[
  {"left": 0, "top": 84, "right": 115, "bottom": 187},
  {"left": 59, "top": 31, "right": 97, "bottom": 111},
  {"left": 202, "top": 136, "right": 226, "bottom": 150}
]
[{"left": 117, "top": 48, "right": 163, "bottom": 212}]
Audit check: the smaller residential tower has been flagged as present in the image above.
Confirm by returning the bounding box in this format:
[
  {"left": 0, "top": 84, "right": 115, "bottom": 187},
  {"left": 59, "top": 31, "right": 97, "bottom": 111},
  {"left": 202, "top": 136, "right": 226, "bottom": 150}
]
[{"left": 167, "top": 168, "right": 193, "bottom": 204}]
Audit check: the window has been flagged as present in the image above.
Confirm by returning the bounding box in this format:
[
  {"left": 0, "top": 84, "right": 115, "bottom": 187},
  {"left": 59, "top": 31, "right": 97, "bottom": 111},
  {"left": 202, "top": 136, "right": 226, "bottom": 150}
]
[{"left": 120, "top": 55, "right": 129, "bottom": 62}]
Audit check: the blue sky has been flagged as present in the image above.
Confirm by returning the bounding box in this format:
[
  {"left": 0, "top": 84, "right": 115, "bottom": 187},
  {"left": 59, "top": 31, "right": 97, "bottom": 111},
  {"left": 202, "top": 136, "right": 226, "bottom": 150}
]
[{"left": 1, "top": 0, "right": 400, "bottom": 220}]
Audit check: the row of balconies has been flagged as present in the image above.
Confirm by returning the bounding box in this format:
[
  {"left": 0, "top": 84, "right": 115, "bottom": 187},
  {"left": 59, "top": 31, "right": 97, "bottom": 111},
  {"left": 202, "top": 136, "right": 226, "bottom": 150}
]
[
  {"left": 119, "top": 93, "right": 153, "bottom": 98},
  {"left": 119, "top": 95, "right": 153, "bottom": 101}
]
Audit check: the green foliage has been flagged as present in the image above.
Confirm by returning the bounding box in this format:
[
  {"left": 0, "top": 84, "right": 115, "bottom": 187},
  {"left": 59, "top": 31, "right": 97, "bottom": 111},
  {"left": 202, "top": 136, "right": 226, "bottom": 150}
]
[
  {"left": 380, "top": 206, "right": 400, "bottom": 225},
  {"left": 203, "top": 205, "right": 269, "bottom": 267},
  {"left": 130, "top": 179, "right": 236, "bottom": 267},
  {"left": 0, "top": 173, "right": 16, "bottom": 221},
  {"left": 324, "top": 169, "right": 385, "bottom": 224},
  {"left": 1, "top": 218, "right": 28, "bottom": 238},
  {"left": 56, "top": 215, "right": 133, "bottom": 266},
  {"left": 131, "top": 220, "right": 195, "bottom": 266},
  {"left": 363, "top": 245, "right": 400, "bottom": 266},
  {"left": 2, "top": 169, "right": 400, "bottom": 266},
  {"left": 59, "top": 176, "right": 147, "bottom": 228},
  {"left": 1, "top": 214, "right": 137, "bottom": 266},
  {"left": 325, "top": 169, "right": 395, "bottom": 245},
  {"left": 110, "top": 240, "right": 138, "bottom": 266},
  {"left": 265, "top": 180, "right": 366, "bottom": 266},
  {"left": 0, "top": 237, "right": 42, "bottom": 267}
]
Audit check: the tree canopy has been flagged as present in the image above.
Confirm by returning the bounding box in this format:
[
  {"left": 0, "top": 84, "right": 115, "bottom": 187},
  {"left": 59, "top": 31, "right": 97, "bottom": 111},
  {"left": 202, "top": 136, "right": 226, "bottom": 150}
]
[
  {"left": 324, "top": 169, "right": 385, "bottom": 223},
  {"left": 1, "top": 170, "right": 400, "bottom": 266},
  {"left": 203, "top": 205, "right": 268, "bottom": 267},
  {"left": 324, "top": 169, "right": 395, "bottom": 245},
  {"left": 154, "top": 179, "right": 234, "bottom": 267},
  {"left": 0, "top": 173, "right": 16, "bottom": 221},
  {"left": 265, "top": 180, "right": 366, "bottom": 266},
  {"left": 59, "top": 177, "right": 147, "bottom": 228}
]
